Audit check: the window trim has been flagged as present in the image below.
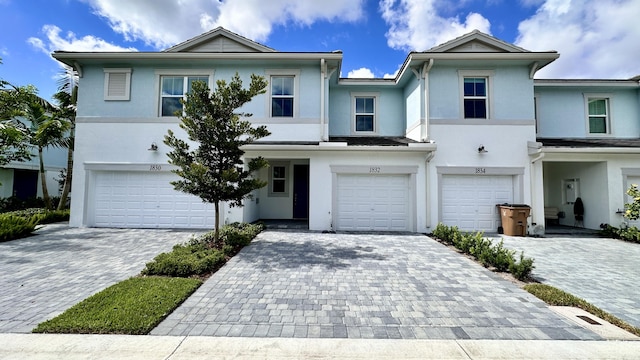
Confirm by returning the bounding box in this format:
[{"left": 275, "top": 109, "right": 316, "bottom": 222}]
[
  {"left": 350, "top": 92, "right": 379, "bottom": 135},
  {"left": 458, "top": 70, "right": 495, "bottom": 120},
  {"left": 584, "top": 93, "right": 613, "bottom": 136},
  {"left": 154, "top": 69, "right": 214, "bottom": 118},
  {"left": 265, "top": 69, "right": 300, "bottom": 119},
  {"left": 268, "top": 162, "right": 289, "bottom": 197},
  {"left": 104, "top": 68, "right": 132, "bottom": 101}
]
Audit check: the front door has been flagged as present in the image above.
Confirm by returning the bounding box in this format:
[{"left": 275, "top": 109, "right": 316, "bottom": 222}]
[
  {"left": 13, "top": 169, "right": 38, "bottom": 199},
  {"left": 292, "top": 164, "right": 309, "bottom": 219}
]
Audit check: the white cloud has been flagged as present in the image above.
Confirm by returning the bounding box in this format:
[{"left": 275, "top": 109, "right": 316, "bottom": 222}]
[
  {"left": 379, "top": 0, "right": 491, "bottom": 51},
  {"left": 81, "top": 0, "right": 365, "bottom": 49},
  {"left": 516, "top": 0, "right": 640, "bottom": 78},
  {"left": 383, "top": 63, "right": 403, "bottom": 79},
  {"left": 347, "top": 67, "right": 376, "bottom": 78},
  {"left": 28, "top": 24, "right": 137, "bottom": 54}
]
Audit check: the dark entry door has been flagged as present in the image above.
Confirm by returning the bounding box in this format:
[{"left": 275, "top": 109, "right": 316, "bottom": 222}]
[
  {"left": 13, "top": 169, "right": 39, "bottom": 199},
  {"left": 292, "top": 164, "right": 309, "bottom": 219}
]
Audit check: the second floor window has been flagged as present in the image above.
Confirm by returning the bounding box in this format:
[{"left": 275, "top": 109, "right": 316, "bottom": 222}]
[
  {"left": 463, "top": 77, "right": 487, "bottom": 119},
  {"left": 160, "top": 75, "right": 209, "bottom": 116},
  {"left": 587, "top": 98, "right": 609, "bottom": 134},
  {"left": 355, "top": 96, "right": 375, "bottom": 132},
  {"left": 271, "top": 76, "right": 294, "bottom": 117}
]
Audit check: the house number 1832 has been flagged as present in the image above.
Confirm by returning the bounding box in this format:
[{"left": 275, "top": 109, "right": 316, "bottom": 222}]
[
  {"left": 149, "top": 164, "right": 162, "bottom": 171},
  {"left": 369, "top": 167, "right": 381, "bottom": 173}
]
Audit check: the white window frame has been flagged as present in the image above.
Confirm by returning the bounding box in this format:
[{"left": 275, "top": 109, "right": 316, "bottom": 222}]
[
  {"left": 268, "top": 162, "right": 289, "bottom": 197},
  {"left": 154, "top": 69, "right": 214, "bottom": 118},
  {"left": 458, "top": 70, "right": 494, "bottom": 120},
  {"left": 351, "top": 92, "right": 379, "bottom": 135},
  {"left": 104, "top": 68, "right": 132, "bottom": 101},
  {"left": 584, "top": 93, "right": 612, "bottom": 136},
  {"left": 265, "top": 69, "right": 300, "bottom": 119}
]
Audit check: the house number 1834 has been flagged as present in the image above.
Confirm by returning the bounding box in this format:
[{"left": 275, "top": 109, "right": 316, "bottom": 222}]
[
  {"left": 369, "top": 167, "right": 381, "bottom": 173},
  {"left": 475, "top": 167, "right": 486, "bottom": 174},
  {"left": 149, "top": 164, "right": 162, "bottom": 171}
]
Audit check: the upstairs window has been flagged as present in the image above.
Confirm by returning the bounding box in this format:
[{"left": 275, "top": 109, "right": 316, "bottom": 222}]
[
  {"left": 463, "top": 77, "right": 487, "bottom": 119},
  {"left": 587, "top": 97, "right": 610, "bottom": 134},
  {"left": 270, "top": 76, "right": 294, "bottom": 117},
  {"left": 355, "top": 96, "right": 375, "bottom": 132},
  {"left": 266, "top": 70, "right": 299, "bottom": 119},
  {"left": 159, "top": 75, "right": 209, "bottom": 117}
]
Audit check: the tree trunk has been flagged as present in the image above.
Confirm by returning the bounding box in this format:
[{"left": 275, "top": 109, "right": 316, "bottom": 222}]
[
  {"left": 57, "top": 140, "right": 73, "bottom": 210},
  {"left": 38, "top": 147, "right": 51, "bottom": 210},
  {"left": 214, "top": 201, "right": 220, "bottom": 245}
]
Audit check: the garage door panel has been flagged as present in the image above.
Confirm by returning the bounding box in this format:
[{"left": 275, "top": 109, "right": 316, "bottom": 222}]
[
  {"left": 442, "top": 175, "right": 514, "bottom": 232},
  {"left": 93, "top": 171, "right": 215, "bottom": 228},
  {"left": 336, "top": 174, "right": 411, "bottom": 232}
]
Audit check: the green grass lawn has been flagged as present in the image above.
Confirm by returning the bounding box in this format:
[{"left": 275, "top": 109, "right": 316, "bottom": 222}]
[
  {"left": 524, "top": 283, "right": 640, "bottom": 337},
  {"left": 33, "top": 276, "right": 201, "bottom": 335}
]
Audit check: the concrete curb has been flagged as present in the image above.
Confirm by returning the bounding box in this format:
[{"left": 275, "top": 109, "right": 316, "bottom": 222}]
[{"left": 2, "top": 334, "right": 640, "bottom": 359}]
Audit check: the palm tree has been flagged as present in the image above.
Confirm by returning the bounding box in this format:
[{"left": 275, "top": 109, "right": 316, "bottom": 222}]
[
  {"left": 54, "top": 65, "right": 78, "bottom": 210},
  {"left": 22, "top": 89, "right": 70, "bottom": 209}
]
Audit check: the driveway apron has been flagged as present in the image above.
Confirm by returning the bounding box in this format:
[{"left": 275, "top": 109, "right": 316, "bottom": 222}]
[
  {"left": 497, "top": 235, "right": 640, "bottom": 329},
  {"left": 0, "top": 224, "right": 200, "bottom": 333},
  {"left": 152, "top": 231, "right": 600, "bottom": 340}
]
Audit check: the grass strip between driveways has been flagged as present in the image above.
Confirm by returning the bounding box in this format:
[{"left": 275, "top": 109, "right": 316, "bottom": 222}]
[
  {"left": 33, "top": 276, "right": 201, "bottom": 335},
  {"left": 524, "top": 283, "right": 640, "bottom": 337}
]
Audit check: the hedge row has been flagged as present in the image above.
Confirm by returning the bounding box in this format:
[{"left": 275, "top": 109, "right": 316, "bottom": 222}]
[{"left": 432, "top": 223, "right": 535, "bottom": 281}]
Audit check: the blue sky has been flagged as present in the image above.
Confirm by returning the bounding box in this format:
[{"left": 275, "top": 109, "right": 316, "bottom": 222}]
[{"left": 1, "top": 0, "right": 639, "bottom": 101}]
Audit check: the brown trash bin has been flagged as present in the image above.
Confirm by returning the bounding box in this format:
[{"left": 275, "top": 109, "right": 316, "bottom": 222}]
[{"left": 498, "top": 204, "right": 531, "bottom": 236}]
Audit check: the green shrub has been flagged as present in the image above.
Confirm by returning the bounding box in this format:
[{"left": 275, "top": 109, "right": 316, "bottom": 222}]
[
  {"left": 618, "top": 227, "right": 640, "bottom": 243},
  {"left": 509, "top": 252, "right": 535, "bottom": 281},
  {"left": 0, "top": 214, "right": 39, "bottom": 242},
  {"left": 144, "top": 222, "right": 263, "bottom": 278},
  {"left": 221, "top": 222, "right": 264, "bottom": 247},
  {"left": 431, "top": 223, "right": 535, "bottom": 280},
  {"left": 599, "top": 223, "right": 640, "bottom": 244},
  {"left": 480, "top": 240, "right": 516, "bottom": 272},
  {"left": 0, "top": 196, "right": 65, "bottom": 212},
  {"left": 467, "top": 232, "right": 490, "bottom": 257},
  {"left": 141, "top": 243, "right": 225, "bottom": 277}
]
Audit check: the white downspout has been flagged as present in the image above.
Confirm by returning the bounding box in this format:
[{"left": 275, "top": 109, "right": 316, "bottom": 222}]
[
  {"left": 425, "top": 151, "right": 436, "bottom": 229},
  {"left": 422, "top": 59, "right": 434, "bottom": 142},
  {"left": 320, "top": 58, "right": 326, "bottom": 141},
  {"left": 530, "top": 152, "right": 545, "bottom": 230}
]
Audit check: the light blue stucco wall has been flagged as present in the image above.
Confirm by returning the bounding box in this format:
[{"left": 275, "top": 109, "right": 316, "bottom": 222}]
[
  {"left": 404, "top": 76, "right": 421, "bottom": 130},
  {"left": 328, "top": 86, "right": 405, "bottom": 136},
  {"left": 428, "top": 65, "right": 534, "bottom": 121},
  {"left": 77, "top": 64, "right": 321, "bottom": 120},
  {"left": 535, "top": 87, "right": 640, "bottom": 138}
]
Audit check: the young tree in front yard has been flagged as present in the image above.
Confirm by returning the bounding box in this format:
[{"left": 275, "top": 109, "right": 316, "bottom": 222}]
[
  {"left": 624, "top": 184, "right": 640, "bottom": 221},
  {"left": 164, "top": 73, "right": 270, "bottom": 242}
]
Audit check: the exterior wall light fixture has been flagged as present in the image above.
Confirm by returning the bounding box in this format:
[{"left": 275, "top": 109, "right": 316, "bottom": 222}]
[
  {"left": 148, "top": 142, "right": 158, "bottom": 151},
  {"left": 478, "top": 145, "right": 488, "bottom": 153}
]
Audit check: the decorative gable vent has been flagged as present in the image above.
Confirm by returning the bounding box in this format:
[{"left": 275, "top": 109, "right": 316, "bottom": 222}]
[{"left": 104, "top": 68, "right": 132, "bottom": 101}]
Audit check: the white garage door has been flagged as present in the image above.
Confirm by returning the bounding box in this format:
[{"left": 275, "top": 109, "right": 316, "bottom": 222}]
[
  {"left": 336, "top": 174, "right": 411, "bottom": 231},
  {"left": 441, "top": 175, "right": 513, "bottom": 232},
  {"left": 93, "top": 171, "right": 215, "bottom": 228}
]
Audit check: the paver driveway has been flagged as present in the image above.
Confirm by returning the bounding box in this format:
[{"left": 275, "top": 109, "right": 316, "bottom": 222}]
[
  {"left": 152, "top": 230, "right": 600, "bottom": 340},
  {"left": 497, "top": 234, "right": 640, "bottom": 329},
  {"left": 0, "top": 224, "right": 200, "bottom": 333}
]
